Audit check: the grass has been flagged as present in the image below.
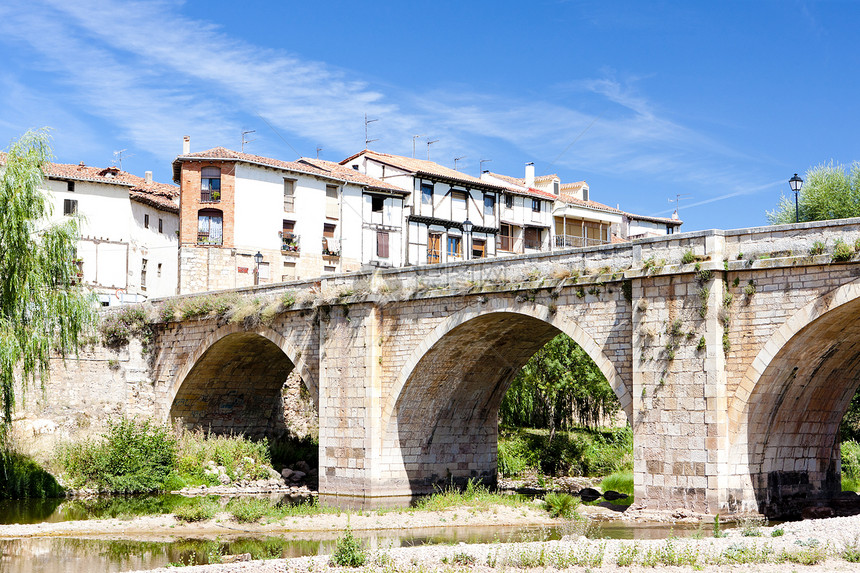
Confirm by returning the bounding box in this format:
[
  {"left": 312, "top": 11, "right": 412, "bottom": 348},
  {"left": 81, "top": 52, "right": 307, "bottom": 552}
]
[
  {"left": 414, "top": 479, "right": 528, "bottom": 512},
  {"left": 174, "top": 496, "right": 221, "bottom": 522},
  {"left": 226, "top": 497, "right": 275, "bottom": 523},
  {"left": 0, "top": 448, "right": 64, "bottom": 499},
  {"left": 174, "top": 427, "right": 273, "bottom": 486},
  {"left": 543, "top": 492, "right": 580, "bottom": 518}
]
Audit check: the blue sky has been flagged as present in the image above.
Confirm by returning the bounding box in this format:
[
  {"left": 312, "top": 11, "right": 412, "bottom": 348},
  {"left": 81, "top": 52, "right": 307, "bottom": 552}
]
[{"left": 1, "top": 0, "right": 858, "bottom": 231}]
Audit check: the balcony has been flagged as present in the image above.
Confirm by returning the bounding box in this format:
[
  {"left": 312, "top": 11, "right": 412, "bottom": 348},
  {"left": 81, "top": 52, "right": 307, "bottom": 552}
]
[
  {"left": 524, "top": 237, "right": 543, "bottom": 250},
  {"left": 554, "top": 235, "right": 609, "bottom": 248},
  {"left": 197, "top": 233, "right": 222, "bottom": 246},
  {"left": 281, "top": 233, "right": 300, "bottom": 254},
  {"left": 200, "top": 189, "right": 221, "bottom": 203}
]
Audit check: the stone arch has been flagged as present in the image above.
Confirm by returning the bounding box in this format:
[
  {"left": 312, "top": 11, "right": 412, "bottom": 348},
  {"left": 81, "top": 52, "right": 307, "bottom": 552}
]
[
  {"left": 728, "top": 277, "right": 860, "bottom": 517},
  {"left": 377, "top": 300, "right": 630, "bottom": 494},
  {"left": 168, "top": 322, "right": 317, "bottom": 438}
]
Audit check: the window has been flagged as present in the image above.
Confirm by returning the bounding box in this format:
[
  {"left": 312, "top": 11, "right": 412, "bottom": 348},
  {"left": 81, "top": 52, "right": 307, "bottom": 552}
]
[
  {"left": 524, "top": 227, "right": 541, "bottom": 250},
  {"left": 197, "top": 209, "right": 223, "bottom": 245},
  {"left": 352, "top": 165, "right": 359, "bottom": 170},
  {"left": 283, "top": 179, "right": 295, "bottom": 212},
  {"left": 553, "top": 181, "right": 559, "bottom": 195},
  {"left": 583, "top": 188, "right": 589, "bottom": 201},
  {"left": 451, "top": 191, "right": 467, "bottom": 220},
  {"left": 499, "top": 223, "right": 514, "bottom": 252},
  {"left": 483, "top": 194, "right": 495, "bottom": 217},
  {"left": 67, "top": 181, "right": 75, "bottom": 192},
  {"left": 140, "top": 258, "right": 148, "bottom": 289},
  {"left": 282, "top": 220, "right": 298, "bottom": 251},
  {"left": 421, "top": 183, "right": 433, "bottom": 205},
  {"left": 428, "top": 232, "right": 442, "bottom": 264},
  {"left": 158, "top": 218, "right": 163, "bottom": 233},
  {"left": 326, "top": 185, "right": 338, "bottom": 199},
  {"left": 63, "top": 199, "right": 77, "bottom": 216},
  {"left": 532, "top": 199, "right": 541, "bottom": 212},
  {"left": 144, "top": 214, "right": 149, "bottom": 228},
  {"left": 377, "top": 231, "right": 389, "bottom": 258},
  {"left": 323, "top": 223, "right": 336, "bottom": 254},
  {"left": 505, "top": 194, "right": 513, "bottom": 209},
  {"left": 371, "top": 196, "right": 384, "bottom": 213},
  {"left": 201, "top": 167, "right": 221, "bottom": 202},
  {"left": 325, "top": 185, "right": 339, "bottom": 218},
  {"left": 472, "top": 238, "right": 486, "bottom": 258},
  {"left": 447, "top": 236, "right": 462, "bottom": 259},
  {"left": 157, "top": 263, "right": 162, "bottom": 277},
  {"left": 667, "top": 225, "right": 674, "bottom": 235}
]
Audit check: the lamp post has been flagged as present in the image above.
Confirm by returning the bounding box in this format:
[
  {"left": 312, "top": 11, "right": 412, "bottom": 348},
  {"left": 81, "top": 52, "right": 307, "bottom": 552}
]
[
  {"left": 462, "top": 219, "right": 473, "bottom": 261},
  {"left": 789, "top": 173, "right": 804, "bottom": 224},
  {"left": 254, "top": 251, "right": 263, "bottom": 285}
]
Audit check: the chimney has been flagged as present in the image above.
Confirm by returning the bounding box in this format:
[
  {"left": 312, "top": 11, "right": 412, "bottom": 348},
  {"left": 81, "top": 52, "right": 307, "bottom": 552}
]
[
  {"left": 145, "top": 171, "right": 153, "bottom": 184},
  {"left": 525, "top": 162, "right": 535, "bottom": 188},
  {"left": 182, "top": 135, "right": 190, "bottom": 155}
]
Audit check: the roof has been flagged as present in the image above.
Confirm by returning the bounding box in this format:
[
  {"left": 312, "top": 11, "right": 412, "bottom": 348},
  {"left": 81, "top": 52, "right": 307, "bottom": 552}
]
[
  {"left": 623, "top": 211, "right": 683, "bottom": 225},
  {"left": 557, "top": 193, "right": 623, "bottom": 215},
  {"left": 483, "top": 172, "right": 558, "bottom": 201},
  {"left": 341, "top": 150, "right": 507, "bottom": 191},
  {"left": 173, "top": 147, "right": 405, "bottom": 193},
  {"left": 0, "top": 153, "right": 179, "bottom": 213},
  {"left": 560, "top": 181, "right": 588, "bottom": 190},
  {"left": 534, "top": 174, "right": 560, "bottom": 183}
]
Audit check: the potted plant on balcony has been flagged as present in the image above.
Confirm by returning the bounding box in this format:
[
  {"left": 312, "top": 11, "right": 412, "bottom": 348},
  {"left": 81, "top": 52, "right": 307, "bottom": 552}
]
[{"left": 210, "top": 190, "right": 221, "bottom": 201}]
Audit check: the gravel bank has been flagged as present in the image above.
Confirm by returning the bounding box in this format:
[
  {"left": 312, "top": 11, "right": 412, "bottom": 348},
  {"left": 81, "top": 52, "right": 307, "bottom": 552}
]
[{"left": 126, "top": 513, "right": 860, "bottom": 572}]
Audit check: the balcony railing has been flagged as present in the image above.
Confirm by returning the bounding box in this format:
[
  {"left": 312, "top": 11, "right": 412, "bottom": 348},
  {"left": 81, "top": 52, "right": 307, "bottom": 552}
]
[
  {"left": 197, "top": 233, "right": 222, "bottom": 246},
  {"left": 498, "top": 236, "right": 522, "bottom": 253},
  {"left": 281, "top": 233, "right": 300, "bottom": 253},
  {"left": 200, "top": 189, "right": 221, "bottom": 202},
  {"left": 524, "top": 237, "right": 543, "bottom": 250},
  {"left": 554, "top": 235, "right": 609, "bottom": 248}
]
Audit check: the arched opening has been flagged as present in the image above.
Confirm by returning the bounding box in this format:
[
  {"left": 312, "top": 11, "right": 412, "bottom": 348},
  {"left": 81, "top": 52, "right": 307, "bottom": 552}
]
[
  {"left": 380, "top": 308, "right": 630, "bottom": 495},
  {"left": 170, "top": 331, "right": 295, "bottom": 437},
  {"left": 740, "top": 295, "right": 860, "bottom": 518}
]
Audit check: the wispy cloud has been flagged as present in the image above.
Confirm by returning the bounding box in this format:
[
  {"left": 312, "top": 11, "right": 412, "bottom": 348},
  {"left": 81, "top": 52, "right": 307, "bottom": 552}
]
[{"left": 0, "top": 0, "right": 762, "bottom": 206}]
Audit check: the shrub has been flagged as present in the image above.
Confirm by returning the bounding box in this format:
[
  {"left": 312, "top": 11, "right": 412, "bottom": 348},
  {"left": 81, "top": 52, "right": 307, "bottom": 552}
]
[
  {"left": 227, "top": 497, "right": 271, "bottom": 523},
  {"left": 543, "top": 492, "right": 580, "bottom": 518},
  {"left": 497, "top": 433, "right": 534, "bottom": 476},
  {"left": 843, "top": 440, "right": 860, "bottom": 481},
  {"left": 99, "top": 305, "right": 151, "bottom": 348},
  {"left": 0, "top": 449, "right": 63, "bottom": 499},
  {"left": 833, "top": 239, "right": 854, "bottom": 262},
  {"left": 681, "top": 250, "right": 696, "bottom": 265},
  {"left": 175, "top": 428, "right": 272, "bottom": 485},
  {"left": 810, "top": 240, "right": 826, "bottom": 256},
  {"left": 174, "top": 496, "right": 220, "bottom": 522},
  {"left": 331, "top": 528, "right": 366, "bottom": 567},
  {"left": 58, "top": 416, "right": 176, "bottom": 493}
]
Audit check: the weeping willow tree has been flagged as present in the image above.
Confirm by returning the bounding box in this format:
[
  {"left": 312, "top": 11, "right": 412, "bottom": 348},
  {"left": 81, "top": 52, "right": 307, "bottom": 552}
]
[
  {"left": 500, "top": 333, "right": 620, "bottom": 439},
  {"left": 0, "top": 129, "right": 96, "bottom": 434}
]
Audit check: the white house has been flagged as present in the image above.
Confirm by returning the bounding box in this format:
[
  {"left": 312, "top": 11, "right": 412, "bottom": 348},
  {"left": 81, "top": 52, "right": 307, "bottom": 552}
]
[
  {"left": 621, "top": 210, "right": 683, "bottom": 239},
  {"left": 172, "top": 144, "right": 406, "bottom": 293},
  {"left": 36, "top": 161, "right": 179, "bottom": 306},
  {"left": 341, "top": 150, "right": 508, "bottom": 265},
  {"left": 480, "top": 165, "right": 556, "bottom": 254}
]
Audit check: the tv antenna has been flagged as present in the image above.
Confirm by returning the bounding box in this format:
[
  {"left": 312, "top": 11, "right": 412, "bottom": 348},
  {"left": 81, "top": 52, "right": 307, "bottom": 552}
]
[
  {"left": 454, "top": 156, "right": 466, "bottom": 171},
  {"left": 668, "top": 193, "right": 691, "bottom": 218},
  {"left": 241, "top": 130, "right": 256, "bottom": 152},
  {"left": 112, "top": 149, "right": 133, "bottom": 170},
  {"left": 364, "top": 114, "right": 379, "bottom": 148},
  {"left": 316, "top": 146, "right": 323, "bottom": 159},
  {"left": 412, "top": 134, "right": 425, "bottom": 158},
  {"left": 480, "top": 158, "right": 492, "bottom": 174},
  {"left": 426, "top": 139, "right": 439, "bottom": 160}
]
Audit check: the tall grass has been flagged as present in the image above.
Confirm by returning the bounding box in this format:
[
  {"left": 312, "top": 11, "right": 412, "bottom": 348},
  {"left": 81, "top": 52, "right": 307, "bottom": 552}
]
[
  {"left": 600, "top": 470, "right": 633, "bottom": 495},
  {"left": 174, "top": 428, "right": 272, "bottom": 485}
]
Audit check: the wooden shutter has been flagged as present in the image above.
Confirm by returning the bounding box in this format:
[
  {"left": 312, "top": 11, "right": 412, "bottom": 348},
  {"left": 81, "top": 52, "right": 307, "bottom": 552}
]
[{"left": 377, "top": 231, "right": 389, "bottom": 258}]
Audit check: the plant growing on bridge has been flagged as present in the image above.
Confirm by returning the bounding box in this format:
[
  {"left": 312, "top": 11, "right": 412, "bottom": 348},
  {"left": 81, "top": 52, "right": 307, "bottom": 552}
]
[
  {"left": 0, "top": 129, "right": 97, "bottom": 433},
  {"left": 833, "top": 238, "right": 854, "bottom": 262},
  {"left": 810, "top": 240, "right": 826, "bottom": 256}
]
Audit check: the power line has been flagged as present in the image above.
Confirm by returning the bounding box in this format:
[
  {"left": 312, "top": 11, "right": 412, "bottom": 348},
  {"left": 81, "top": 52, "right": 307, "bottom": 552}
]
[
  {"left": 543, "top": 109, "right": 606, "bottom": 173},
  {"left": 255, "top": 112, "right": 301, "bottom": 159}
]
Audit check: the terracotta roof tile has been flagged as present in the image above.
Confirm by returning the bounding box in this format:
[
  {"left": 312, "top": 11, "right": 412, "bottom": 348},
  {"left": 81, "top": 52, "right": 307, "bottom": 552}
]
[
  {"left": 341, "top": 150, "right": 507, "bottom": 191},
  {"left": 0, "top": 154, "right": 179, "bottom": 213},
  {"left": 558, "top": 193, "right": 622, "bottom": 214},
  {"left": 483, "top": 172, "right": 558, "bottom": 201},
  {"left": 560, "top": 181, "right": 588, "bottom": 190},
  {"left": 174, "top": 147, "right": 405, "bottom": 193}
]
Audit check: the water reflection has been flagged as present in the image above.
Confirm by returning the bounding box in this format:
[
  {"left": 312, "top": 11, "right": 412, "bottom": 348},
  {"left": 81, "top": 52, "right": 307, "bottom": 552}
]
[{"left": 0, "top": 520, "right": 732, "bottom": 572}]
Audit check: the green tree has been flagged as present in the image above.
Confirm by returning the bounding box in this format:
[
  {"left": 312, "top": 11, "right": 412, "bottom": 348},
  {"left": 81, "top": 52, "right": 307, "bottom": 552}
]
[
  {"left": 0, "top": 129, "right": 96, "bottom": 431},
  {"left": 500, "top": 334, "right": 620, "bottom": 439},
  {"left": 767, "top": 161, "right": 860, "bottom": 224}
]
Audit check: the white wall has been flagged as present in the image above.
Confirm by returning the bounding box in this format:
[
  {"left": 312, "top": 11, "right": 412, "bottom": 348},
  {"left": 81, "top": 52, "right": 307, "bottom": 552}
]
[{"left": 129, "top": 202, "right": 179, "bottom": 298}]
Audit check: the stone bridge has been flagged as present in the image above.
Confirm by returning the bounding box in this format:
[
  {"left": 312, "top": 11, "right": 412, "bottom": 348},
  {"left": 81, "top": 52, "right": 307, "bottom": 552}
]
[{"left": 137, "top": 219, "right": 860, "bottom": 517}]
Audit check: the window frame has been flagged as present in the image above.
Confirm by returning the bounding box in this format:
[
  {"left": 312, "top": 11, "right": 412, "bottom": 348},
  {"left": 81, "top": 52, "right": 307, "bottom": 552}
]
[
  {"left": 505, "top": 194, "right": 513, "bottom": 209},
  {"left": 532, "top": 199, "right": 541, "bottom": 213},
  {"left": 376, "top": 231, "right": 390, "bottom": 259},
  {"left": 197, "top": 208, "right": 223, "bottom": 246},
  {"left": 283, "top": 178, "right": 296, "bottom": 212},
  {"left": 201, "top": 166, "right": 221, "bottom": 202},
  {"left": 483, "top": 193, "right": 496, "bottom": 217},
  {"left": 63, "top": 198, "right": 78, "bottom": 216},
  {"left": 447, "top": 235, "right": 462, "bottom": 259}
]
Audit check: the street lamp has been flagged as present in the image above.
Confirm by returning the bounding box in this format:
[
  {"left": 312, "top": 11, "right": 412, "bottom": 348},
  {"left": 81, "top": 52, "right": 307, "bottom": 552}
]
[
  {"left": 254, "top": 251, "right": 263, "bottom": 285},
  {"left": 789, "top": 173, "right": 804, "bottom": 224},
  {"left": 462, "top": 219, "right": 473, "bottom": 261}
]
